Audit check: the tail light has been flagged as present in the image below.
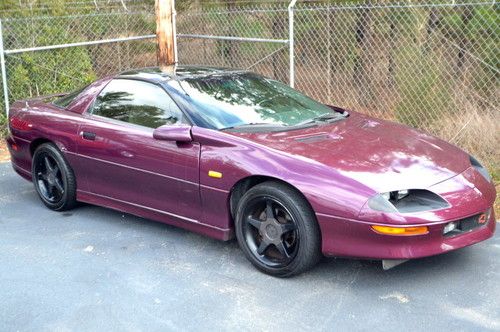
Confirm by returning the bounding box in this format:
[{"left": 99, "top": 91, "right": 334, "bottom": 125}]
[{"left": 10, "top": 117, "right": 32, "bottom": 131}]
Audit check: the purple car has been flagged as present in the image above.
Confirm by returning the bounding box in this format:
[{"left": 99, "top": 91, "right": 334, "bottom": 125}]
[{"left": 5, "top": 66, "right": 496, "bottom": 276}]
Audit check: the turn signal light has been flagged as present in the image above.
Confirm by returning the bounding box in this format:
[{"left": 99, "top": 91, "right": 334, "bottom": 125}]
[{"left": 371, "top": 225, "right": 429, "bottom": 236}]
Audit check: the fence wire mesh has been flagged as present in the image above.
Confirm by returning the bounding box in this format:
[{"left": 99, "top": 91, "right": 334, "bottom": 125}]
[
  {"left": 0, "top": 11, "right": 157, "bottom": 118},
  {"left": 0, "top": 0, "right": 154, "bottom": 17},
  {"left": 177, "top": 3, "right": 290, "bottom": 81},
  {"left": 0, "top": 1, "right": 498, "bottom": 175},
  {"left": 2, "top": 12, "right": 155, "bottom": 49},
  {"left": 291, "top": 2, "right": 499, "bottom": 174}
]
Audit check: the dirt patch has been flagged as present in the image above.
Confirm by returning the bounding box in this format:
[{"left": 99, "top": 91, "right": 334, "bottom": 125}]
[{"left": 0, "top": 140, "right": 10, "bottom": 162}]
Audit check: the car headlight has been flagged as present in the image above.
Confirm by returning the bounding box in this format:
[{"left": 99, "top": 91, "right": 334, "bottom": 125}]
[
  {"left": 470, "top": 155, "right": 492, "bottom": 183},
  {"left": 368, "top": 189, "right": 449, "bottom": 213}
]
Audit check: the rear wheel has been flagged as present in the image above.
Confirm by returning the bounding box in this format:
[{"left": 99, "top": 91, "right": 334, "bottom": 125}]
[
  {"left": 235, "top": 181, "right": 322, "bottom": 277},
  {"left": 32, "top": 143, "right": 77, "bottom": 211}
]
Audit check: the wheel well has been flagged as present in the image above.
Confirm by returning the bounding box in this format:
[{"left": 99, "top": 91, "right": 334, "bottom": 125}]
[
  {"left": 29, "top": 138, "right": 52, "bottom": 156},
  {"left": 229, "top": 176, "right": 310, "bottom": 220}
]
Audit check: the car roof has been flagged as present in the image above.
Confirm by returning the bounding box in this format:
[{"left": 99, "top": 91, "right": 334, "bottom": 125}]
[{"left": 117, "top": 65, "right": 248, "bottom": 83}]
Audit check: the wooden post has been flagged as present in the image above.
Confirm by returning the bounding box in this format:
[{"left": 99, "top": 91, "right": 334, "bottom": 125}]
[{"left": 155, "top": 0, "right": 175, "bottom": 70}]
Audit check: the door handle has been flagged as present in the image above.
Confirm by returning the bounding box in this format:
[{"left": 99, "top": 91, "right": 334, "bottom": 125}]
[{"left": 81, "top": 131, "right": 96, "bottom": 141}]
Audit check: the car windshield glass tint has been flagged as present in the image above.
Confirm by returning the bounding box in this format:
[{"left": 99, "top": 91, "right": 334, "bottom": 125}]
[{"left": 174, "top": 73, "right": 333, "bottom": 130}]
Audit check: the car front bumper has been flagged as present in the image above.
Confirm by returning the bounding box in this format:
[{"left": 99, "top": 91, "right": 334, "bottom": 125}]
[{"left": 317, "top": 208, "right": 496, "bottom": 260}]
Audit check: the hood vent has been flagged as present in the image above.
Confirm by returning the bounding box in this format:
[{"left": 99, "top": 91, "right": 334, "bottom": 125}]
[{"left": 294, "top": 134, "right": 330, "bottom": 144}]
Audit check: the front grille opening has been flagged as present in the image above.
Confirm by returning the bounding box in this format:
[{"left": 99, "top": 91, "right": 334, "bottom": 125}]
[{"left": 443, "top": 211, "right": 490, "bottom": 237}]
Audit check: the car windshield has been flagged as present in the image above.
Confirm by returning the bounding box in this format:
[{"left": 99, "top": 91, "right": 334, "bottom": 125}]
[{"left": 167, "top": 72, "right": 335, "bottom": 130}]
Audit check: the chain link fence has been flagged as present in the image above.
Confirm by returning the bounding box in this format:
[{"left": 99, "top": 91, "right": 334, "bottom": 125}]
[
  {"left": 292, "top": 1, "right": 499, "bottom": 177},
  {"left": 0, "top": 11, "right": 157, "bottom": 104},
  {"left": 0, "top": 0, "right": 498, "bottom": 175},
  {"left": 176, "top": 1, "right": 499, "bottom": 175},
  {"left": 0, "top": 0, "right": 154, "bottom": 16},
  {"left": 177, "top": 3, "right": 291, "bottom": 81}
]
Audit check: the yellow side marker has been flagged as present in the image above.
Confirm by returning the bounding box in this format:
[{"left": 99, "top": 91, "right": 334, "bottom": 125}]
[{"left": 208, "top": 170, "right": 223, "bottom": 179}]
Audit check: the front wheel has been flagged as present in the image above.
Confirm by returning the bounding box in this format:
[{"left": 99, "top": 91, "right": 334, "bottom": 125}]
[
  {"left": 235, "top": 181, "right": 322, "bottom": 277},
  {"left": 32, "top": 143, "right": 77, "bottom": 211}
]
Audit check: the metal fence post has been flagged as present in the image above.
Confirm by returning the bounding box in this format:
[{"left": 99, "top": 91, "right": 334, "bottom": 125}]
[
  {"left": 288, "top": 0, "right": 297, "bottom": 88},
  {"left": 172, "top": 0, "right": 178, "bottom": 64},
  {"left": 0, "top": 19, "right": 9, "bottom": 117}
]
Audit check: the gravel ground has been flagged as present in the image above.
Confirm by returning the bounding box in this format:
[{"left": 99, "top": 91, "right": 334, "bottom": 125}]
[{"left": 0, "top": 161, "right": 499, "bottom": 331}]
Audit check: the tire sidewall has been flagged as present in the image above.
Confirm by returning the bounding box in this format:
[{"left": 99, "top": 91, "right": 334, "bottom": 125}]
[
  {"left": 235, "top": 183, "right": 320, "bottom": 277},
  {"left": 32, "top": 143, "right": 73, "bottom": 211}
]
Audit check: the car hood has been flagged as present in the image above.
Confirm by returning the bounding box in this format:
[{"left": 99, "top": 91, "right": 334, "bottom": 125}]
[{"left": 226, "top": 112, "right": 471, "bottom": 193}]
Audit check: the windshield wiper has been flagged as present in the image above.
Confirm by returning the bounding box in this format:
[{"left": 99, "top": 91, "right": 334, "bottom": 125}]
[
  {"left": 297, "top": 111, "right": 348, "bottom": 126},
  {"left": 220, "top": 122, "right": 281, "bottom": 131}
]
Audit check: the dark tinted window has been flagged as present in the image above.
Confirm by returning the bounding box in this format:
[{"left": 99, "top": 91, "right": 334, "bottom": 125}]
[
  {"left": 166, "top": 72, "right": 333, "bottom": 130},
  {"left": 53, "top": 86, "right": 86, "bottom": 108},
  {"left": 92, "top": 79, "right": 184, "bottom": 128}
]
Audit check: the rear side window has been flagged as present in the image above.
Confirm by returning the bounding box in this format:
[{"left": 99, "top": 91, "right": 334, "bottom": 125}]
[
  {"left": 91, "top": 79, "right": 185, "bottom": 129},
  {"left": 53, "top": 87, "right": 86, "bottom": 108}
]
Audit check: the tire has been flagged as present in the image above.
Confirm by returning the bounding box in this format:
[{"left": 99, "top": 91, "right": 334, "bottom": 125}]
[
  {"left": 32, "top": 143, "right": 77, "bottom": 211},
  {"left": 235, "top": 181, "right": 322, "bottom": 277}
]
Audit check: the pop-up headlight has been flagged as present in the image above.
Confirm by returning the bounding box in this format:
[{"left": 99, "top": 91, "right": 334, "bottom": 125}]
[{"left": 368, "top": 189, "right": 449, "bottom": 213}]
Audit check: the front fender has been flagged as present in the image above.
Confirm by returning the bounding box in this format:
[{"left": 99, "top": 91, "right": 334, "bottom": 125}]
[{"left": 192, "top": 127, "right": 374, "bottom": 232}]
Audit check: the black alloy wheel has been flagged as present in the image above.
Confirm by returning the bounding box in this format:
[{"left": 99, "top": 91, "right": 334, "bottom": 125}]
[
  {"left": 34, "top": 153, "right": 64, "bottom": 203},
  {"left": 32, "top": 143, "right": 77, "bottom": 211},
  {"left": 242, "top": 196, "right": 300, "bottom": 268},
  {"left": 235, "top": 181, "right": 322, "bottom": 277}
]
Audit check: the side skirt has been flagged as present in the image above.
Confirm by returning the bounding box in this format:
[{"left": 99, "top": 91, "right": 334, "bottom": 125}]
[{"left": 76, "top": 190, "right": 234, "bottom": 241}]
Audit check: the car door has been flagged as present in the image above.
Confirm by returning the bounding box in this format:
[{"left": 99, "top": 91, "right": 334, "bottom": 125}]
[{"left": 76, "top": 78, "right": 201, "bottom": 221}]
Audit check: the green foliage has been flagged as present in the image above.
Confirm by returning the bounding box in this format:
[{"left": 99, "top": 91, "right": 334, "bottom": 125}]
[
  {"left": 0, "top": 112, "right": 6, "bottom": 139},
  {"left": 9, "top": 48, "right": 96, "bottom": 102},
  {"left": 0, "top": 0, "right": 18, "bottom": 12},
  {"left": 394, "top": 52, "right": 454, "bottom": 128},
  {"left": 6, "top": 20, "right": 96, "bottom": 103}
]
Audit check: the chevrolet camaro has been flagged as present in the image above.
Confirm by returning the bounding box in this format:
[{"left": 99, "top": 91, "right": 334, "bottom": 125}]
[{"left": 5, "top": 66, "right": 496, "bottom": 276}]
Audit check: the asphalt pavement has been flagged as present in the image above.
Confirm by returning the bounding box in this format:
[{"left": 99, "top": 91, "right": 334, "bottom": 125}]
[{"left": 1, "top": 161, "right": 499, "bottom": 331}]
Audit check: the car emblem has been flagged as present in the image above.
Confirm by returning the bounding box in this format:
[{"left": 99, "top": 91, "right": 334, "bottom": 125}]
[{"left": 478, "top": 213, "right": 487, "bottom": 224}]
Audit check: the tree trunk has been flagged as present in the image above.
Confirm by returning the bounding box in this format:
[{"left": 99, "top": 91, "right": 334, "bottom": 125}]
[
  {"left": 328, "top": 8, "right": 340, "bottom": 76},
  {"left": 422, "top": 7, "right": 441, "bottom": 55},
  {"left": 353, "top": 1, "right": 373, "bottom": 105},
  {"left": 456, "top": 5, "right": 474, "bottom": 76},
  {"left": 271, "top": 12, "right": 287, "bottom": 82},
  {"left": 222, "top": 0, "right": 237, "bottom": 67},
  {"left": 387, "top": 19, "right": 397, "bottom": 87}
]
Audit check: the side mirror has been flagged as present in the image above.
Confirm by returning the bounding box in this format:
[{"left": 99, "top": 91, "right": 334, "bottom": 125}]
[{"left": 153, "top": 125, "right": 192, "bottom": 142}]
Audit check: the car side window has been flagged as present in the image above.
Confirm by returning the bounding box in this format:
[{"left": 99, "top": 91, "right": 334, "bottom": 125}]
[{"left": 91, "top": 79, "right": 185, "bottom": 128}]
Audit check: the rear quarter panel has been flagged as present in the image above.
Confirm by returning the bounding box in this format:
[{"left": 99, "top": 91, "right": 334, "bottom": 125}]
[
  {"left": 7, "top": 100, "right": 88, "bottom": 191},
  {"left": 7, "top": 78, "right": 110, "bottom": 188}
]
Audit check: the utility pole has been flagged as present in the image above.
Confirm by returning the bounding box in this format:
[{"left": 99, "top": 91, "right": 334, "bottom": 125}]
[{"left": 155, "top": 0, "right": 176, "bottom": 70}]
